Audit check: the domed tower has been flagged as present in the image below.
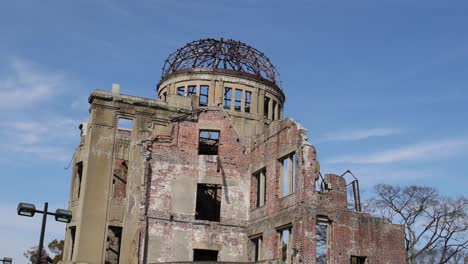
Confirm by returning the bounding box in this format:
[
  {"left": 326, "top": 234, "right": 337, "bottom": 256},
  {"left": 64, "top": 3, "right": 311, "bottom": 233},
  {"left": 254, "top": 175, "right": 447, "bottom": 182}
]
[
  {"left": 62, "top": 38, "right": 407, "bottom": 264},
  {"left": 157, "top": 38, "right": 285, "bottom": 138}
]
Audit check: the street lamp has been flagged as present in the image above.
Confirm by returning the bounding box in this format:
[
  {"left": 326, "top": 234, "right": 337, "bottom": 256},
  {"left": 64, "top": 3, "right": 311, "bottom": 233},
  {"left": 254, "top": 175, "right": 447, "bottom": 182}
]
[
  {"left": 1, "top": 257, "right": 12, "bottom": 264},
  {"left": 17, "top": 202, "right": 71, "bottom": 264}
]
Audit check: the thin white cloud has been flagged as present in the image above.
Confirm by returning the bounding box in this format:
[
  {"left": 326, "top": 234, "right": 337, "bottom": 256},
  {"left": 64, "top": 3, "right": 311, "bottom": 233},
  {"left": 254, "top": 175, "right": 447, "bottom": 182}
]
[
  {"left": 317, "top": 128, "right": 400, "bottom": 143},
  {"left": 0, "top": 57, "right": 83, "bottom": 161},
  {"left": 0, "top": 117, "right": 80, "bottom": 161},
  {"left": 0, "top": 58, "right": 64, "bottom": 109},
  {"left": 325, "top": 137, "right": 468, "bottom": 164}
]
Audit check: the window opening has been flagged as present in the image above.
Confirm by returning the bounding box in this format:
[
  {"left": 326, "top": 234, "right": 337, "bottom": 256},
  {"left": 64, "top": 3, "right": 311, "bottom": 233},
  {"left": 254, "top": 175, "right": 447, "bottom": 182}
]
[
  {"left": 245, "top": 91, "right": 252, "bottom": 113},
  {"left": 112, "top": 160, "right": 128, "bottom": 199},
  {"left": 118, "top": 118, "right": 133, "bottom": 130},
  {"left": 264, "top": 96, "right": 270, "bottom": 118},
  {"left": 350, "top": 256, "right": 367, "bottom": 264},
  {"left": 193, "top": 249, "right": 218, "bottom": 261},
  {"left": 280, "top": 152, "right": 296, "bottom": 197},
  {"left": 188, "top": 85, "right": 197, "bottom": 96},
  {"left": 253, "top": 168, "right": 266, "bottom": 208},
  {"left": 198, "top": 130, "right": 219, "bottom": 155},
  {"left": 195, "top": 184, "right": 221, "bottom": 222},
  {"left": 316, "top": 224, "right": 327, "bottom": 264},
  {"left": 234, "top": 89, "right": 242, "bottom": 111},
  {"left": 105, "top": 226, "right": 122, "bottom": 264},
  {"left": 250, "top": 236, "right": 263, "bottom": 262},
  {"left": 177, "top": 86, "right": 185, "bottom": 96},
  {"left": 278, "top": 226, "right": 293, "bottom": 264},
  {"left": 69, "top": 226, "right": 76, "bottom": 261},
  {"left": 199, "top": 85, "right": 209, "bottom": 106},
  {"left": 161, "top": 92, "right": 167, "bottom": 102},
  {"left": 224, "top": 87, "right": 232, "bottom": 109},
  {"left": 73, "top": 162, "right": 83, "bottom": 200},
  {"left": 272, "top": 100, "right": 277, "bottom": 120}
]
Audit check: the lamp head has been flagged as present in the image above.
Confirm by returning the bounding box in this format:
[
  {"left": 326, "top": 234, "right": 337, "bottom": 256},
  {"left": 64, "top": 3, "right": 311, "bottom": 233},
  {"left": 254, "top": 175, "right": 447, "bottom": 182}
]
[
  {"left": 17, "top": 203, "right": 35, "bottom": 217},
  {"left": 55, "top": 209, "right": 72, "bottom": 223}
]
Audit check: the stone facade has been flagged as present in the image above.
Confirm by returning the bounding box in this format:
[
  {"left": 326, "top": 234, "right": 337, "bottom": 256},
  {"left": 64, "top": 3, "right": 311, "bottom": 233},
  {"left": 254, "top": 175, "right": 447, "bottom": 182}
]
[{"left": 61, "top": 40, "right": 406, "bottom": 264}]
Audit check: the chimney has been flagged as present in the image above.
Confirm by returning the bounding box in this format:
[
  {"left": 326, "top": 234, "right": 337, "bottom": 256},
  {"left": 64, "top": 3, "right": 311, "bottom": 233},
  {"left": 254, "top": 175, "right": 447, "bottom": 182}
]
[{"left": 112, "top": 83, "right": 120, "bottom": 94}]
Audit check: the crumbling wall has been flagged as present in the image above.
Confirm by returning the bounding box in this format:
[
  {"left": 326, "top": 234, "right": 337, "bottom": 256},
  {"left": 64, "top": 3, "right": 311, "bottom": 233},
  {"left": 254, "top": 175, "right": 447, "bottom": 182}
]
[
  {"left": 246, "top": 119, "right": 406, "bottom": 264},
  {"left": 141, "top": 109, "right": 251, "bottom": 263}
]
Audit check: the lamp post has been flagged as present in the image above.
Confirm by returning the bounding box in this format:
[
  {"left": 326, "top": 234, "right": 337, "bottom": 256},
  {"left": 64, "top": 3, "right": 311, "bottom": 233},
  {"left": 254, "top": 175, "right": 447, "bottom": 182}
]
[
  {"left": 17, "top": 202, "right": 72, "bottom": 264},
  {"left": 0, "top": 257, "right": 12, "bottom": 264}
]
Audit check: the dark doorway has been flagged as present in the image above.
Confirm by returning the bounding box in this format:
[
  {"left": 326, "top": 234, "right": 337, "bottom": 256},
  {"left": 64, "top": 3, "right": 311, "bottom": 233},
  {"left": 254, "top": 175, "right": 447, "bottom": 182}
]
[{"left": 193, "top": 249, "right": 218, "bottom": 261}]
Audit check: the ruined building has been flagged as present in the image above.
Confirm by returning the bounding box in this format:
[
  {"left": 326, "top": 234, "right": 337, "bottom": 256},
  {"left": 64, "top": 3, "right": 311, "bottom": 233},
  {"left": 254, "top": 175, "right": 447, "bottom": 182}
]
[{"left": 62, "top": 39, "right": 406, "bottom": 264}]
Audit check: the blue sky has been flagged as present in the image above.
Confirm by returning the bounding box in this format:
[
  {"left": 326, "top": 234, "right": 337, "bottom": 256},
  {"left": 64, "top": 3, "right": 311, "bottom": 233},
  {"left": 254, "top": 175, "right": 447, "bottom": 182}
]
[{"left": 1, "top": 0, "right": 467, "bottom": 262}]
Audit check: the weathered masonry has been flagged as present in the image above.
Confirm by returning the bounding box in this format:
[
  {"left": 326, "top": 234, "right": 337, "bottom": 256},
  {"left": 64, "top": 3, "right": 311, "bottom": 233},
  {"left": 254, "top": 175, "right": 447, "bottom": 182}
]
[{"left": 62, "top": 39, "right": 406, "bottom": 264}]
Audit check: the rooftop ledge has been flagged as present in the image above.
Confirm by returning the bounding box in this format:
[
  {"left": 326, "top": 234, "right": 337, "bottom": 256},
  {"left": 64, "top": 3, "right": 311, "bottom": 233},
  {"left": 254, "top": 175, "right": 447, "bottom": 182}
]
[{"left": 88, "top": 89, "right": 192, "bottom": 112}]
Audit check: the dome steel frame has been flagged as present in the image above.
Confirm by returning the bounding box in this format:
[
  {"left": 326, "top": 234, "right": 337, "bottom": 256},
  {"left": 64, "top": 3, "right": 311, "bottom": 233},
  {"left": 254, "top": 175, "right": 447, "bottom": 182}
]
[{"left": 162, "top": 38, "right": 281, "bottom": 87}]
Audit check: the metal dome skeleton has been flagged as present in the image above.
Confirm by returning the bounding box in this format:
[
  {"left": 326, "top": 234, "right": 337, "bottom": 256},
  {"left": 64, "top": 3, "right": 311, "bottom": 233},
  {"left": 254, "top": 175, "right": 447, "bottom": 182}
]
[{"left": 162, "top": 38, "right": 281, "bottom": 87}]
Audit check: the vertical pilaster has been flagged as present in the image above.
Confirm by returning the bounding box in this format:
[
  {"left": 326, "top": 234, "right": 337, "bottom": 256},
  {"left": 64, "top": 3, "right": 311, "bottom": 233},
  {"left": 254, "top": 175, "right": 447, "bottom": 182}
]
[
  {"left": 268, "top": 98, "right": 273, "bottom": 120},
  {"left": 241, "top": 89, "right": 246, "bottom": 112}
]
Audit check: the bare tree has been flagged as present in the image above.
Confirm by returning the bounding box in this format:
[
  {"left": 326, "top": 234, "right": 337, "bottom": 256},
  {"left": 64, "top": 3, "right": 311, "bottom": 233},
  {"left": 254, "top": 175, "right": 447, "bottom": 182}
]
[
  {"left": 367, "top": 184, "right": 468, "bottom": 264},
  {"left": 24, "top": 239, "right": 64, "bottom": 264}
]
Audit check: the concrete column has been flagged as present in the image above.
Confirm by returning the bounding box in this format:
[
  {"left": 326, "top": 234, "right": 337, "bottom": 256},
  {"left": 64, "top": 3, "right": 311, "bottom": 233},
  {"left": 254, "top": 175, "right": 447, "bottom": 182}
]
[
  {"left": 209, "top": 79, "right": 217, "bottom": 106},
  {"left": 241, "top": 89, "right": 246, "bottom": 112},
  {"left": 252, "top": 90, "right": 258, "bottom": 116},
  {"left": 169, "top": 83, "right": 175, "bottom": 96},
  {"left": 279, "top": 104, "right": 283, "bottom": 120},
  {"left": 274, "top": 101, "right": 279, "bottom": 120},
  {"left": 258, "top": 90, "right": 265, "bottom": 118},
  {"left": 120, "top": 114, "right": 150, "bottom": 264},
  {"left": 74, "top": 106, "right": 116, "bottom": 263},
  {"left": 268, "top": 98, "right": 273, "bottom": 120}
]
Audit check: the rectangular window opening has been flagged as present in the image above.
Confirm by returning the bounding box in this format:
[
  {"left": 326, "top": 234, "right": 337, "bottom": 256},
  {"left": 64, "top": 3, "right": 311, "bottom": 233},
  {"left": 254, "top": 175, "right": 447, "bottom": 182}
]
[
  {"left": 73, "top": 162, "right": 83, "bottom": 200},
  {"left": 253, "top": 168, "right": 266, "bottom": 208},
  {"left": 264, "top": 96, "right": 271, "bottom": 118},
  {"left": 118, "top": 118, "right": 133, "bottom": 131},
  {"left": 280, "top": 152, "right": 296, "bottom": 197},
  {"left": 193, "top": 249, "right": 218, "bottom": 261},
  {"left": 199, "top": 85, "right": 209, "bottom": 106},
  {"left": 224, "top": 87, "right": 232, "bottom": 109},
  {"left": 278, "top": 226, "right": 293, "bottom": 264},
  {"left": 198, "top": 130, "right": 219, "bottom": 155},
  {"left": 69, "top": 226, "right": 76, "bottom": 261},
  {"left": 112, "top": 160, "right": 128, "bottom": 199},
  {"left": 316, "top": 223, "right": 328, "bottom": 264},
  {"left": 350, "top": 256, "right": 367, "bottom": 264},
  {"left": 234, "top": 89, "right": 242, "bottom": 111},
  {"left": 272, "top": 100, "right": 277, "bottom": 120},
  {"left": 245, "top": 91, "right": 252, "bottom": 113},
  {"left": 105, "top": 226, "right": 122, "bottom": 264},
  {"left": 250, "top": 236, "right": 263, "bottom": 262},
  {"left": 195, "top": 184, "right": 221, "bottom": 222},
  {"left": 188, "top": 85, "right": 197, "bottom": 96},
  {"left": 161, "top": 92, "right": 167, "bottom": 102},
  {"left": 177, "top": 86, "right": 186, "bottom": 96}
]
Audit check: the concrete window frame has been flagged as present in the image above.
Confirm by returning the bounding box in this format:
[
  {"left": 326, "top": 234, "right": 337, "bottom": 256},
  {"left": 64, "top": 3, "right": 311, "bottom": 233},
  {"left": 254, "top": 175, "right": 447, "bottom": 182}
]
[
  {"left": 253, "top": 168, "right": 267, "bottom": 208},
  {"left": 277, "top": 224, "right": 294, "bottom": 264},
  {"left": 279, "top": 152, "right": 296, "bottom": 197},
  {"left": 249, "top": 234, "right": 263, "bottom": 262}
]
